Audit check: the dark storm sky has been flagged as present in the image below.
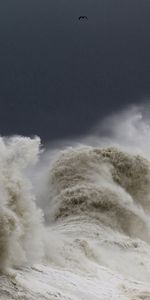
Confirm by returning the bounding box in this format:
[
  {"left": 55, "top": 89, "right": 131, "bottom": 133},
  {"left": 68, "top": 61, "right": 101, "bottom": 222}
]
[{"left": 0, "top": 0, "right": 150, "bottom": 141}]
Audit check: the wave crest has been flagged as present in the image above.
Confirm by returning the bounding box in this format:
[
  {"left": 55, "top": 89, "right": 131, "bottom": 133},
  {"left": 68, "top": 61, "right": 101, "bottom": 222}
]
[{"left": 47, "top": 147, "right": 150, "bottom": 242}]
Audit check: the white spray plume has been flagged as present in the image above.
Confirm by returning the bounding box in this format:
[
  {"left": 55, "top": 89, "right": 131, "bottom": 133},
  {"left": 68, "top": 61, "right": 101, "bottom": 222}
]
[
  {"left": 84, "top": 104, "right": 150, "bottom": 158},
  {"left": 0, "top": 136, "right": 44, "bottom": 273}
]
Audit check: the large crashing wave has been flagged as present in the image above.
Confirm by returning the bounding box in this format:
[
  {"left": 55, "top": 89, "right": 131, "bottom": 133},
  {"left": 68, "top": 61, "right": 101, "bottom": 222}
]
[
  {"left": 1, "top": 105, "right": 150, "bottom": 286},
  {"left": 42, "top": 144, "right": 150, "bottom": 282}
]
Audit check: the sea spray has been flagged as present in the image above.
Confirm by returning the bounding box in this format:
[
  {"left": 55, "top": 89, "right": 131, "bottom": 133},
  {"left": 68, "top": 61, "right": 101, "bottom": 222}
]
[
  {"left": 1, "top": 105, "right": 150, "bottom": 286},
  {"left": 0, "top": 136, "right": 44, "bottom": 272}
]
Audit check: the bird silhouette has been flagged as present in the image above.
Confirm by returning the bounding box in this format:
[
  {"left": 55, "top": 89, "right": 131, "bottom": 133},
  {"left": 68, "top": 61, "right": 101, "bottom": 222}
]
[{"left": 78, "top": 16, "right": 88, "bottom": 21}]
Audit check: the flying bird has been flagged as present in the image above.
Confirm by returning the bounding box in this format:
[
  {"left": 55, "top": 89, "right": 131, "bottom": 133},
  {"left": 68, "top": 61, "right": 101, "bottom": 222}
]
[{"left": 78, "top": 16, "right": 88, "bottom": 21}]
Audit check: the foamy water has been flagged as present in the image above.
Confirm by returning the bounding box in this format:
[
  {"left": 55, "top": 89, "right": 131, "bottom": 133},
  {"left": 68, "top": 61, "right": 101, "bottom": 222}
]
[{"left": 1, "top": 105, "right": 150, "bottom": 299}]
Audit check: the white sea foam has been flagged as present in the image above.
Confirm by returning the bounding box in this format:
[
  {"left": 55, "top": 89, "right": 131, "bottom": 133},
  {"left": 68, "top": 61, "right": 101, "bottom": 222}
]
[{"left": 1, "top": 105, "right": 150, "bottom": 299}]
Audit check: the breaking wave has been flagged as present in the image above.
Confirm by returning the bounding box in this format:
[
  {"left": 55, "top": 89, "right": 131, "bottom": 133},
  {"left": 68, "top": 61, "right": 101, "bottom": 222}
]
[
  {"left": 47, "top": 146, "right": 150, "bottom": 238},
  {"left": 1, "top": 104, "right": 150, "bottom": 285},
  {"left": 43, "top": 145, "right": 150, "bottom": 281}
]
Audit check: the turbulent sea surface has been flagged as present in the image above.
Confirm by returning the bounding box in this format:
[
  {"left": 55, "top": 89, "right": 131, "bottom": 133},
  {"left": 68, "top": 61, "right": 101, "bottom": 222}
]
[{"left": 1, "top": 106, "right": 150, "bottom": 299}]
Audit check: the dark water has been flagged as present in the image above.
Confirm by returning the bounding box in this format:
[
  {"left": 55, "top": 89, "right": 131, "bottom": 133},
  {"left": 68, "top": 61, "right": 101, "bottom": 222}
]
[{"left": 0, "top": 0, "right": 150, "bottom": 140}]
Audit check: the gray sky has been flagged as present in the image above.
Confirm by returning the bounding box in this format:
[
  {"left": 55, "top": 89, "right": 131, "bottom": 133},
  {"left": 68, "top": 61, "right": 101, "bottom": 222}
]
[{"left": 0, "top": 0, "right": 150, "bottom": 141}]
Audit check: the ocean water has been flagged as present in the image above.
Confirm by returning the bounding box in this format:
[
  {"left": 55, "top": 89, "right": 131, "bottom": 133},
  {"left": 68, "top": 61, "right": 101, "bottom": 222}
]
[{"left": 1, "top": 105, "right": 150, "bottom": 299}]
